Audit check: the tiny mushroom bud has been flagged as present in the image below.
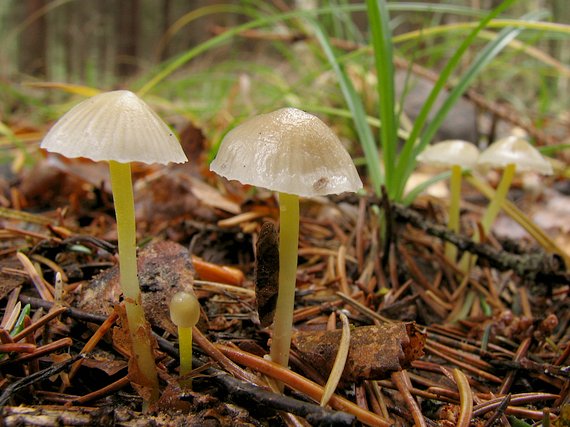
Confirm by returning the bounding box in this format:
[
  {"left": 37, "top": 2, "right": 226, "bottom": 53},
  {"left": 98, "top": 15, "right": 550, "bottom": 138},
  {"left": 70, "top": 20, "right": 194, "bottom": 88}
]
[
  {"left": 417, "top": 140, "right": 480, "bottom": 262},
  {"left": 210, "top": 107, "right": 362, "bottom": 377},
  {"left": 170, "top": 291, "right": 200, "bottom": 386},
  {"left": 41, "top": 90, "right": 188, "bottom": 403}
]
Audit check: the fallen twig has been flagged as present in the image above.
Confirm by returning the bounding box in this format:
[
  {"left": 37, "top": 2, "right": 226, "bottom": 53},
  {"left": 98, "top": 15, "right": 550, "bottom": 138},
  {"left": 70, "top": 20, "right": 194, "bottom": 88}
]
[
  {"left": 0, "top": 353, "right": 82, "bottom": 407},
  {"left": 203, "top": 370, "right": 356, "bottom": 427}
]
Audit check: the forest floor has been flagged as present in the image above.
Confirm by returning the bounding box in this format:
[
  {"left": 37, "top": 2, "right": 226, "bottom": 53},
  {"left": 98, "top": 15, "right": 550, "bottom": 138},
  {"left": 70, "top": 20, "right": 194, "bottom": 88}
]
[{"left": 0, "top": 113, "right": 569, "bottom": 426}]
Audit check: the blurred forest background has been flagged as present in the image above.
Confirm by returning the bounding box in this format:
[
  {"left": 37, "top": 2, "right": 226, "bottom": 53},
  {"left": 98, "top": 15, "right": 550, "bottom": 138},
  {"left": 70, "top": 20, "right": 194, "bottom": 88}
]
[
  {"left": 1, "top": 0, "right": 567, "bottom": 86},
  {"left": 0, "top": 0, "right": 245, "bottom": 85},
  {"left": 0, "top": 0, "right": 569, "bottom": 153}
]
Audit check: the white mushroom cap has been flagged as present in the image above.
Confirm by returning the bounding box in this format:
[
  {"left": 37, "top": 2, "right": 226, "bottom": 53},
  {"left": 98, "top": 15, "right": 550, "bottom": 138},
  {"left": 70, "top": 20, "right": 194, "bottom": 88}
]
[
  {"left": 417, "top": 140, "right": 480, "bottom": 168},
  {"left": 209, "top": 108, "right": 363, "bottom": 197},
  {"left": 41, "top": 90, "right": 187, "bottom": 165},
  {"left": 478, "top": 135, "right": 552, "bottom": 175}
]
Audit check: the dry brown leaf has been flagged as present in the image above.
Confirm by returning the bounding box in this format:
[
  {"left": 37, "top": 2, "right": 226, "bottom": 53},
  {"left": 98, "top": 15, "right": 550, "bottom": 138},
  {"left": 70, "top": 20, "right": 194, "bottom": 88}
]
[
  {"left": 0, "top": 258, "right": 26, "bottom": 300},
  {"left": 78, "top": 240, "right": 195, "bottom": 335},
  {"left": 81, "top": 350, "right": 128, "bottom": 376},
  {"left": 183, "top": 175, "right": 241, "bottom": 214},
  {"left": 292, "top": 322, "right": 425, "bottom": 382}
]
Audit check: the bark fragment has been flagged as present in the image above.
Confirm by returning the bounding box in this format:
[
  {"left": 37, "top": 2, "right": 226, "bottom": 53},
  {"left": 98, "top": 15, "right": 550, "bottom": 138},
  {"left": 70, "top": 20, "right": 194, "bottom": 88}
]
[{"left": 292, "top": 322, "right": 425, "bottom": 382}]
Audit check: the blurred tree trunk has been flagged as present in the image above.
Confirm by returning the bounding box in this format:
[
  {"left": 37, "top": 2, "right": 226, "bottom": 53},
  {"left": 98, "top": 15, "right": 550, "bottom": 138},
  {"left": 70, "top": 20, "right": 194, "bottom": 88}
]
[
  {"left": 20, "top": 0, "right": 47, "bottom": 76},
  {"left": 0, "top": 0, "right": 19, "bottom": 77},
  {"left": 552, "top": 0, "right": 569, "bottom": 94},
  {"left": 160, "top": 0, "right": 173, "bottom": 60},
  {"left": 2, "top": 0, "right": 243, "bottom": 83},
  {"left": 46, "top": 0, "right": 67, "bottom": 82},
  {"left": 116, "top": 0, "right": 140, "bottom": 77}
]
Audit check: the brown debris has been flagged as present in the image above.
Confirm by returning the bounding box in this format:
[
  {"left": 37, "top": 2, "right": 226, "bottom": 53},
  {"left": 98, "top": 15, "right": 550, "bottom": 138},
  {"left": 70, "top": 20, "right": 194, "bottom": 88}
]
[
  {"left": 0, "top": 258, "right": 26, "bottom": 300},
  {"left": 77, "top": 240, "right": 195, "bottom": 334},
  {"left": 292, "top": 322, "right": 425, "bottom": 382},
  {"left": 1, "top": 106, "right": 568, "bottom": 425},
  {"left": 254, "top": 222, "right": 279, "bottom": 328}
]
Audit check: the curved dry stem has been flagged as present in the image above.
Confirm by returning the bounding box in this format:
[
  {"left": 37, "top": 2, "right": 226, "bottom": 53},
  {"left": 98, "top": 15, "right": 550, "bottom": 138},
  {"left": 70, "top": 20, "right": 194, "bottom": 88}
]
[
  {"left": 391, "top": 370, "right": 426, "bottom": 427},
  {"left": 453, "top": 368, "right": 473, "bottom": 427},
  {"left": 320, "top": 312, "right": 350, "bottom": 407}
]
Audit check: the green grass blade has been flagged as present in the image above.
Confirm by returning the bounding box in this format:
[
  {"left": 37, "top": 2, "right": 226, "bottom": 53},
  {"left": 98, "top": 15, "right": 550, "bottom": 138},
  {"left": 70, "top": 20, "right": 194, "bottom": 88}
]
[
  {"left": 311, "top": 19, "right": 383, "bottom": 194},
  {"left": 538, "top": 143, "right": 570, "bottom": 155},
  {"left": 388, "top": 3, "right": 487, "bottom": 18},
  {"left": 394, "top": 0, "right": 518, "bottom": 201},
  {"left": 402, "top": 170, "right": 451, "bottom": 206},
  {"left": 135, "top": 3, "right": 503, "bottom": 97},
  {"left": 393, "top": 19, "right": 570, "bottom": 44},
  {"left": 366, "top": 0, "right": 397, "bottom": 198},
  {"left": 417, "top": 11, "right": 548, "bottom": 153}
]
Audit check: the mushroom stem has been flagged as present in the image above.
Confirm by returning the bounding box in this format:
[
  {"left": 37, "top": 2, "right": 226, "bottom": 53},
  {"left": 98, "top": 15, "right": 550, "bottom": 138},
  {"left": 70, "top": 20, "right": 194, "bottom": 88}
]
[
  {"left": 177, "top": 325, "right": 193, "bottom": 384},
  {"left": 445, "top": 164, "right": 462, "bottom": 262},
  {"left": 270, "top": 192, "right": 300, "bottom": 376},
  {"left": 481, "top": 163, "right": 516, "bottom": 233},
  {"left": 460, "top": 162, "right": 517, "bottom": 272},
  {"left": 109, "top": 161, "right": 159, "bottom": 399}
]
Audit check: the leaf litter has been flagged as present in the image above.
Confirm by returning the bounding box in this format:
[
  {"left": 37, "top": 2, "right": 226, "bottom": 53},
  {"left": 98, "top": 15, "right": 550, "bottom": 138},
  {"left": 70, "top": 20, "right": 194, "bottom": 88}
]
[{"left": 0, "top": 120, "right": 568, "bottom": 426}]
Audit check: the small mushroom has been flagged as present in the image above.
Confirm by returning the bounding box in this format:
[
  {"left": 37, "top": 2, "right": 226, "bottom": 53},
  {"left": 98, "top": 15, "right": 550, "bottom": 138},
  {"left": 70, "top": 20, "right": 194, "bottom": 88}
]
[
  {"left": 41, "top": 90, "right": 187, "bottom": 401},
  {"left": 210, "top": 107, "right": 362, "bottom": 371},
  {"left": 417, "top": 140, "right": 480, "bottom": 262},
  {"left": 477, "top": 134, "right": 552, "bottom": 235},
  {"left": 460, "top": 134, "right": 552, "bottom": 271},
  {"left": 41, "top": 90, "right": 187, "bottom": 164},
  {"left": 169, "top": 291, "right": 200, "bottom": 387}
]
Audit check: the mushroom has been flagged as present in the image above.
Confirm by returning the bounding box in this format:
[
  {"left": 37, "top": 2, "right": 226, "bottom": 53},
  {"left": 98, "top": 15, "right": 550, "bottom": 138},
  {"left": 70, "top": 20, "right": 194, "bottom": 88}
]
[
  {"left": 477, "top": 134, "right": 552, "bottom": 233},
  {"left": 210, "top": 107, "right": 362, "bottom": 371},
  {"left": 41, "top": 90, "right": 187, "bottom": 401},
  {"left": 169, "top": 291, "right": 200, "bottom": 387},
  {"left": 417, "top": 140, "right": 480, "bottom": 262},
  {"left": 461, "top": 134, "right": 552, "bottom": 270}
]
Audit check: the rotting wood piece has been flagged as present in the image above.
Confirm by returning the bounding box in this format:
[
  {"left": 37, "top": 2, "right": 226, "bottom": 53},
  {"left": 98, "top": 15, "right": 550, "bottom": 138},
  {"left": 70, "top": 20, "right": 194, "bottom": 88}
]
[{"left": 292, "top": 322, "right": 425, "bottom": 382}]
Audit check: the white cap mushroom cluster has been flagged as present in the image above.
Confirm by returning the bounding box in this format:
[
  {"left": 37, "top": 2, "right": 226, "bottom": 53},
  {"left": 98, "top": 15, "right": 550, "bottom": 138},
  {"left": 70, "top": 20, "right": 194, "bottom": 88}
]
[{"left": 417, "top": 135, "right": 553, "bottom": 268}]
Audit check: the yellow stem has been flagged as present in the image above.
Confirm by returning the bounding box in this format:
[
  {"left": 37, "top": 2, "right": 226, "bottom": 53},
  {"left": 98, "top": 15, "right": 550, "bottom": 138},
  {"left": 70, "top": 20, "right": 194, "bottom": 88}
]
[
  {"left": 445, "top": 165, "right": 462, "bottom": 263},
  {"left": 270, "top": 192, "right": 300, "bottom": 376},
  {"left": 467, "top": 174, "right": 567, "bottom": 261},
  {"left": 109, "top": 161, "right": 159, "bottom": 401},
  {"left": 178, "top": 325, "right": 193, "bottom": 387},
  {"left": 481, "top": 163, "right": 516, "bottom": 234},
  {"left": 460, "top": 163, "right": 516, "bottom": 272}
]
